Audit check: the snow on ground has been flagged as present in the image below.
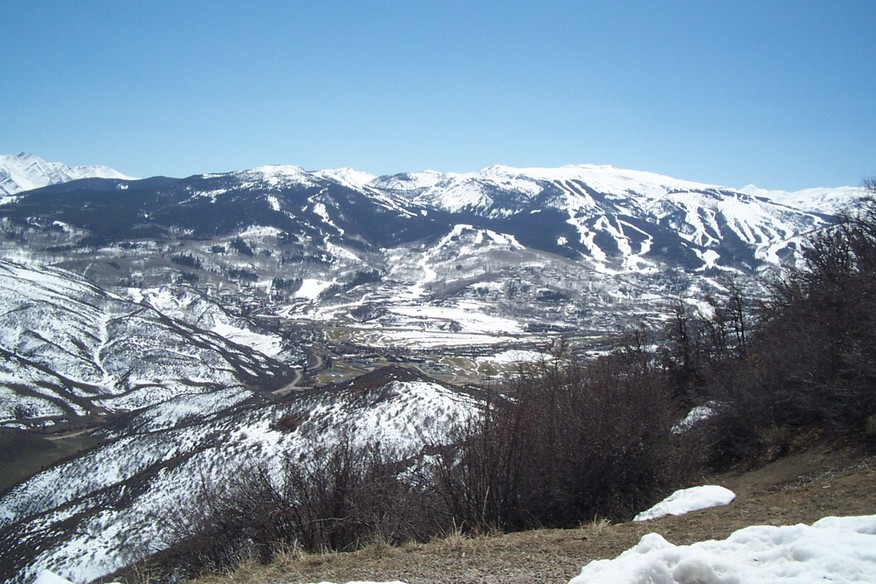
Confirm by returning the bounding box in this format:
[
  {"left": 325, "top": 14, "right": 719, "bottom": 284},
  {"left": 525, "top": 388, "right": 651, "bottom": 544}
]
[
  {"left": 570, "top": 514, "right": 876, "bottom": 584},
  {"left": 389, "top": 303, "right": 523, "bottom": 335},
  {"left": 634, "top": 485, "right": 736, "bottom": 521},
  {"left": 33, "top": 571, "right": 101, "bottom": 584},
  {"left": 740, "top": 184, "right": 866, "bottom": 213},
  {"left": 128, "top": 286, "right": 287, "bottom": 357},
  {"left": 316, "top": 167, "right": 378, "bottom": 189},
  {"left": 672, "top": 405, "right": 717, "bottom": 434},
  {"left": 35, "top": 575, "right": 401, "bottom": 584},
  {"left": 347, "top": 328, "right": 525, "bottom": 349},
  {"left": 237, "top": 224, "right": 283, "bottom": 238},
  {"left": 295, "top": 278, "right": 336, "bottom": 299},
  {"left": 479, "top": 349, "right": 550, "bottom": 365}
]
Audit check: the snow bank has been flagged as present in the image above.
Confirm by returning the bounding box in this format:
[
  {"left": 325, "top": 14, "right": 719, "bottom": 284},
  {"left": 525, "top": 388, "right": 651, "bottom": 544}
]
[
  {"left": 634, "top": 485, "right": 736, "bottom": 521},
  {"left": 33, "top": 516, "right": 876, "bottom": 584},
  {"left": 570, "top": 515, "right": 876, "bottom": 584}
]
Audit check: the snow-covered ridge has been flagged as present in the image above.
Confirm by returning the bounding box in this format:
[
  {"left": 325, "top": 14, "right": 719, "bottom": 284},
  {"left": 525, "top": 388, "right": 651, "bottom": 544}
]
[
  {"left": 378, "top": 163, "right": 865, "bottom": 211},
  {"left": 0, "top": 259, "right": 295, "bottom": 426},
  {"left": 0, "top": 368, "right": 478, "bottom": 583},
  {"left": 232, "top": 165, "right": 381, "bottom": 191},
  {"left": 4, "top": 153, "right": 865, "bottom": 206},
  {"left": 316, "top": 167, "right": 378, "bottom": 189},
  {"left": 739, "top": 184, "right": 869, "bottom": 213},
  {"left": 0, "top": 153, "right": 132, "bottom": 198},
  {"left": 233, "top": 164, "right": 317, "bottom": 188}
]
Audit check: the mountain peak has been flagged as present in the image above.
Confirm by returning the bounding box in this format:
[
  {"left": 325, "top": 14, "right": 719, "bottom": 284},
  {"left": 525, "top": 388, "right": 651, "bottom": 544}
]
[
  {"left": 0, "top": 153, "right": 133, "bottom": 198},
  {"left": 315, "top": 167, "right": 378, "bottom": 189}
]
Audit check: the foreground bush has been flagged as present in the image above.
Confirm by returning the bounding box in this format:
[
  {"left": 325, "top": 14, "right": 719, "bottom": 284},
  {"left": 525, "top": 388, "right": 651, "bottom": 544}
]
[
  {"left": 139, "top": 437, "right": 443, "bottom": 581},
  {"left": 427, "top": 343, "right": 683, "bottom": 531},
  {"left": 670, "top": 193, "right": 876, "bottom": 466}
]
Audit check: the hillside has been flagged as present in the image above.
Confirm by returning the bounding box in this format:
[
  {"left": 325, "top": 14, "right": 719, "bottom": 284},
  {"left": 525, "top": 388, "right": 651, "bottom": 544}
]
[
  {"left": 1, "top": 156, "right": 872, "bottom": 583},
  {"left": 187, "top": 443, "right": 876, "bottom": 584},
  {"left": 0, "top": 158, "right": 863, "bottom": 372},
  {"left": 0, "top": 259, "right": 299, "bottom": 427}
]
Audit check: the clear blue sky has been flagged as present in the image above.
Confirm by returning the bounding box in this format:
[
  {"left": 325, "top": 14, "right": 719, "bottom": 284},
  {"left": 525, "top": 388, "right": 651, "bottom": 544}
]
[{"left": 2, "top": 1, "right": 874, "bottom": 190}]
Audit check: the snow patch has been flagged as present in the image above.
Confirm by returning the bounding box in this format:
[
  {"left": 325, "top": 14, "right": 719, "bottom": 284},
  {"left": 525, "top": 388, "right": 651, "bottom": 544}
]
[
  {"left": 673, "top": 405, "right": 716, "bottom": 433},
  {"left": 634, "top": 485, "right": 736, "bottom": 521},
  {"left": 294, "top": 278, "right": 336, "bottom": 299},
  {"left": 570, "top": 515, "right": 876, "bottom": 584}
]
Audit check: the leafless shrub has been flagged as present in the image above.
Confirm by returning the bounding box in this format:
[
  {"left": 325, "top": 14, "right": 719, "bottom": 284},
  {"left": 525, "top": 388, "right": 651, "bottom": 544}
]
[
  {"left": 130, "top": 436, "right": 436, "bottom": 581},
  {"left": 427, "top": 344, "right": 681, "bottom": 531},
  {"left": 686, "top": 191, "right": 876, "bottom": 466}
]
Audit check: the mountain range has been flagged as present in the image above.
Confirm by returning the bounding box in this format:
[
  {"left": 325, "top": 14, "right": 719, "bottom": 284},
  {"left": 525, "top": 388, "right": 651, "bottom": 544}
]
[
  {"left": 0, "top": 153, "right": 868, "bottom": 582},
  {"left": 0, "top": 153, "right": 132, "bottom": 201}
]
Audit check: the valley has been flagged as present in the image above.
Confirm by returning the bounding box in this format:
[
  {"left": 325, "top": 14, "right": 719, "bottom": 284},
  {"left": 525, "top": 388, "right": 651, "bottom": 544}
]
[{"left": 0, "top": 154, "right": 869, "bottom": 583}]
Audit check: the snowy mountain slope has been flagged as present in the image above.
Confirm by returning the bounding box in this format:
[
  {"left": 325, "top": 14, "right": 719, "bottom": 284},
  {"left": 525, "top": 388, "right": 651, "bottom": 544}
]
[
  {"left": 0, "top": 366, "right": 480, "bottom": 584},
  {"left": 0, "top": 156, "right": 868, "bottom": 582},
  {"left": 5, "top": 160, "right": 861, "bottom": 275},
  {"left": 0, "top": 159, "right": 863, "bottom": 367},
  {"left": 123, "top": 286, "right": 294, "bottom": 359},
  {"left": 0, "top": 153, "right": 132, "bottom": 201},
  {"left": 738, "top": 183, "right": 867, "bottom": 214},
  {"left": 374, "top": 164, "right": 859, "bottom": 271},
  {"left": 0, "top": 163, "right": 446, "bottom": 251},
  {"left": 0, "top": 260, "right": 298, "bottom": 427}
]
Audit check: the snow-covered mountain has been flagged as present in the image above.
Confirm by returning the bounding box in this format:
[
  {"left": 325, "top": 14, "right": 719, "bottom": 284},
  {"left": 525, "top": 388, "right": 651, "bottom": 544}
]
[
  {"left": 3, "top": 156, "right": 861, "bottom": 274},
  {"left": 0, "top": 259, "right": 299, "bottom": 427},
  {"left": 0, "top": 153, "right": 132, "bottom": 202},
  {"left": 0, "top": 155, "right": 869, "bottom": 583},
  {"left": 0, "top": 366, "right": 479, "bottom": 584},
  {"left": 738, "top": 183, "right": 867, "bottom": 214},
  {"left": 373, "top": 163, "right": 851, "bottom": 269},
  {"left": 0, "top": 157, "right": 865, "bottom": 370}
]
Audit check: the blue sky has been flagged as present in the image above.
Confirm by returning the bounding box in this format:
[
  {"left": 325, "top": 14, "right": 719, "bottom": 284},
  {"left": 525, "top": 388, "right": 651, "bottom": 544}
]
[{"left": 2, "top": 1, "right": 874, "bottom": 190}]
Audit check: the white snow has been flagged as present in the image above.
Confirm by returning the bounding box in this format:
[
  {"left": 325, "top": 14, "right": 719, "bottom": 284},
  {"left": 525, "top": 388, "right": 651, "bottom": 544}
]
[
  {"left": 294, "top": 278, "right": 336, "bottom": 299},
  {"left": 634, "top": 485, "right": 736, "bottom": 521},
  {"left": 126, "top": 285, "right": 287, "bottom": 356},
  {"left": 34, "top": 570, "right": 123, "bottom": 584},
  {"left": 237, "top": 224, "right": 283, "bottom": 238},
  {"left": 673, "top": 405, "right": 717, "bottom": 433},
  {"left": 570, "top": 515, "right": 876, "bottom": 584},
  {"left": 740, "top": 184, "right": 867, "bottom": 213},
  {"left": 479, "top": 349, "right": 550, "bottom": 365},
  {"left": 0, "top": 153, "right": 133, "bottom": 196},
  {"left": 316, "top": 167, "right": 378, "bottom": 189},
  {"left": 388, "top": 304, "right": 523, "bottom": 335}
]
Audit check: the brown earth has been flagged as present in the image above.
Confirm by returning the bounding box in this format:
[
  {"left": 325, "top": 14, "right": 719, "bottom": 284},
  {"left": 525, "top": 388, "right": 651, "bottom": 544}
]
[{"left": 190, "top": 441, "right": 876, "bottom": 584}]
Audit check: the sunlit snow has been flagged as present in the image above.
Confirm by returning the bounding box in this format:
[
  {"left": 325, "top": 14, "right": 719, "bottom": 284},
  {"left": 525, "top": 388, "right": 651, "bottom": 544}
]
[
  {"left": 634, "top": 485, "right": 736, "bottom": 521},
  {"left": 570, "top": 515, "right": 876, "bottom": 584},
  {"left": 295, "top": 278, "right": 336, "bottom": 299}
]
